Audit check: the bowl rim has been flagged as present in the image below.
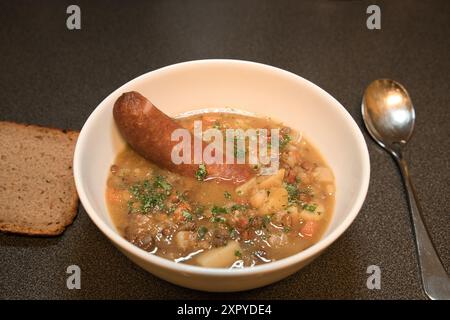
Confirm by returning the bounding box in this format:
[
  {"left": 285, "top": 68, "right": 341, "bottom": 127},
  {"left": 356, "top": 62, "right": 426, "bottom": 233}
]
[{"left": 74, "top": 59, "right": 370, "bottom": 276}]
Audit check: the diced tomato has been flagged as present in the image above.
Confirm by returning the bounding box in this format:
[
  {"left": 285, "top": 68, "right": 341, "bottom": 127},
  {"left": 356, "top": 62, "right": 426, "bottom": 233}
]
[
  {"left": 286, "top": 170, "right": 297, "bottom": 184},
  {"left": 237, "top": 217, "right": 249, "bottom": 230},
  {"left": 300, "top": 221, "right": 317, "bottom": 237},
  {"left": 235, "top": 197, "right": 248, "bottom": 204}
]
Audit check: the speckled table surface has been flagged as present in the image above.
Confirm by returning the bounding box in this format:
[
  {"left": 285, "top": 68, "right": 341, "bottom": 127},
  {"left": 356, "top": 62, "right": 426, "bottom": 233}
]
[{"left": 1, "top": 0, "right": 449, "bottom": 300}]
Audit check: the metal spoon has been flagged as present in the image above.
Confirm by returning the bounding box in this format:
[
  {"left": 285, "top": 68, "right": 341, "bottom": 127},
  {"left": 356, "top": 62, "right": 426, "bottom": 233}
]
[{"left": 362, "top": 79, "right": 450, "bottom": 300}]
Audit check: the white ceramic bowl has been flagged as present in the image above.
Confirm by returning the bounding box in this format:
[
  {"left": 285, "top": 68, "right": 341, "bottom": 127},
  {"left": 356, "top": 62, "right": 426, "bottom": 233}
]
[{"left": 74, "top": 60, "right": 370, "bottom": 292}]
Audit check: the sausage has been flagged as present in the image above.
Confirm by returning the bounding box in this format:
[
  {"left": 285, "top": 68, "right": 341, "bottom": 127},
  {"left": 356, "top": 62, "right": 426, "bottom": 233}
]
[{"left": 113, "top": 91, "right": 253, "bottom": 184}]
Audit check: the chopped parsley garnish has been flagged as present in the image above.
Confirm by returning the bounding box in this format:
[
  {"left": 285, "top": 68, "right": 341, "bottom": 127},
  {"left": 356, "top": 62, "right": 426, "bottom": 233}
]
[
  {"left": 280, "top": 134, "right": 291, "bottom": 148},
  {"left": 195, "top": 164, "right": 208, "bottom": 181},
  {"left": 176, "top": 190, "right": 188, "bottom": 201},
  {"left": 234, "top": 250, "right": 242, "bottom": 258},
  {"left": 211, "top": 205, "right": 228, "bottom": 215},
  {"left": 210, "top": 205, "right": 228, "bottom": 223},
  {"left": 224, "top": 191, "right": 232, "bottom": 199},
  {"left": 230, "top": 204, "right": 248, "bottom": 212},
  {"left": 285, "top": 183, "right": 299, "bottom": 203},
  {"left": 127, "top": 200, "right": 138, "bottom": 213},
  {"left": 166, "top": 206, "right": 176, "bottom": 214},
  {"left": 262, "top": 215, "right": 272, "bottom": 227},
  {"left": 229, "top": 227, "right": 239, "bottom": 239},
  {"left": 194, "top": 205, "right": 205, "bottom": 216},
  {"left": 212, "top": 121, "right": 221, "bottom": 129},
  {"left": 210, "top": 216, "right": 227, "bottom": 223},
  {"left": 128, "top": 177, "right": 171, "bottom": 214},
  {"left": 197, "top": 226, "right": 208, "bottom": 239},
  {"left": 283, "top": 226, "right": 291, "bottom": 233},
  {"left": 182, "top": 210, "right": 193, "bottom": 221},
  {"left": 153, "top": 175, "right": 172, "bottom": 194},
  {"left": 303, "top": 204, "right": 317, "bottom": 212}
]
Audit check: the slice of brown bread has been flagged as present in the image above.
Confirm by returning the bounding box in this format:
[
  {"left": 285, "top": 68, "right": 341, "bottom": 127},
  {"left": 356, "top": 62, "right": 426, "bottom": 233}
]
[{"left": 0, "top": 121, "right": 79, "bottom": 236}]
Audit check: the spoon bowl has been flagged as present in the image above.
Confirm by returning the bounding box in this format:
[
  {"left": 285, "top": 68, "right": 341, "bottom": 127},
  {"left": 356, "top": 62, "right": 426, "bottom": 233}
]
[{"left": 362, "top": 79, "right": 415, "bottom": 154}]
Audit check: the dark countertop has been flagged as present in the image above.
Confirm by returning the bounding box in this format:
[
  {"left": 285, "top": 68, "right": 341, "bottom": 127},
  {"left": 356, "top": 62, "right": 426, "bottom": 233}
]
[{"left": 1, "top": 0, "right": 449, "bottom": 300}]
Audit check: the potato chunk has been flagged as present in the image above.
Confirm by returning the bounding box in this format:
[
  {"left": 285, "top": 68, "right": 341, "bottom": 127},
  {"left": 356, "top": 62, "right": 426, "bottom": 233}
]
[
  {"left": 250, "top": 189, "right": 268, "bottom": 208},
  {"left": 235, "top": 177, "right": 256, "bottom": 196},
  {"left": 195, "top": 241, "right": 241, "bottom": 268},
  {"left": 257, "top": 168, "right": 285, "bottom": 189},
  {"left": 258, "top": 187, "right": 288, "bottom": 215},
  {"left": 237, "top": 169, "right": 288, "bottom": 215},
  {"left": 174, "top": 231, "right": 197, "bottom": 251}
]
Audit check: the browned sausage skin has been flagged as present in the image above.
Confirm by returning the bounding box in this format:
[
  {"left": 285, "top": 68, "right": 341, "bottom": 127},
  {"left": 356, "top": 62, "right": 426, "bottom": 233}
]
[{"left": 113, "top": 91, "right": 253, "bottom": 184}]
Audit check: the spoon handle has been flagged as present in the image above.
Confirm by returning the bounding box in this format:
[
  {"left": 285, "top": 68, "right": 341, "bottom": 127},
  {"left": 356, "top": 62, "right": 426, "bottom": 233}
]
[{"left": 396, "top": 155, "right": 450, "bottom": 300}]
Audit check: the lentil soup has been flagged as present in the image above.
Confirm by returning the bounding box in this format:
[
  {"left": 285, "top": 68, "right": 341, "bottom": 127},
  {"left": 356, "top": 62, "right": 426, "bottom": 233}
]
[{"left": 106, "top": 112, "right": 335, "bottom": 268}]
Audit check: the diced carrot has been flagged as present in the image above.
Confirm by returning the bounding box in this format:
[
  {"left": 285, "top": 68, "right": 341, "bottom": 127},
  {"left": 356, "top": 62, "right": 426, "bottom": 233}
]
[
  {"left": 168, "top": 193, "right": 178, "bottom": 203},
  {"left": 173, "top": 211, "right": 183, "bottom": 223},
  {"left": 173, "top": 202, "right": 192, "bottom": 222},
  {"left": 300, "top": 220, "right": 317, "bottom": 237}
]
